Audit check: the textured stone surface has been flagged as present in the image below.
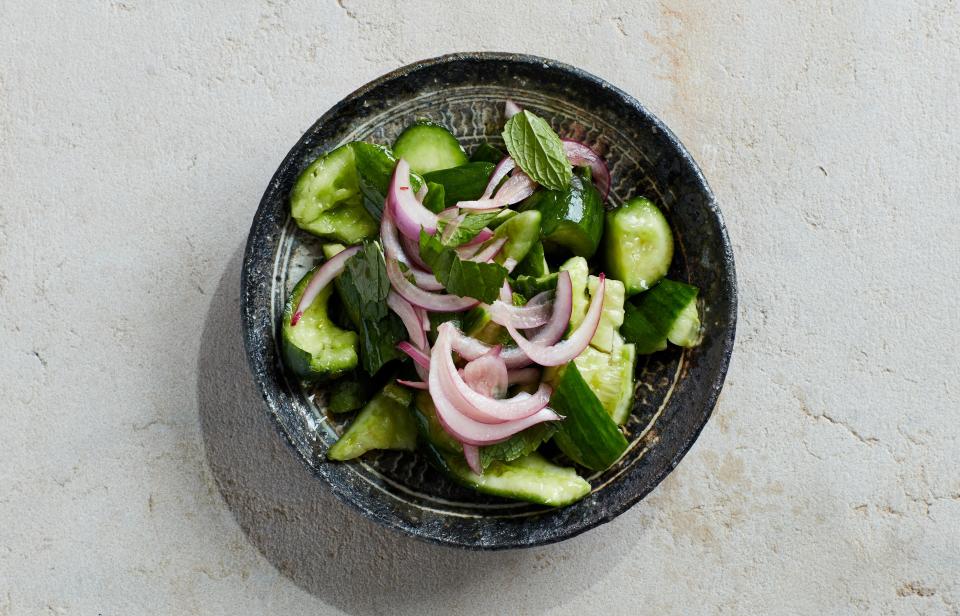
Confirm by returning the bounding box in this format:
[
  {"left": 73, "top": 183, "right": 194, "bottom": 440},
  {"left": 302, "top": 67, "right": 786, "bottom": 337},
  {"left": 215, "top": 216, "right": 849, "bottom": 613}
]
[{"left": 1, "top": 1, "right": 957, "bottom": 614}]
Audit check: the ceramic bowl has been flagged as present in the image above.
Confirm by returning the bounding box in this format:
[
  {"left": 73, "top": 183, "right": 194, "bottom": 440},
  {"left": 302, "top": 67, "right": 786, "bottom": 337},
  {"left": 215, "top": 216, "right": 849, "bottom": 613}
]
[{"left": 241, "top": 52, "right": 736, "bottom": 549}]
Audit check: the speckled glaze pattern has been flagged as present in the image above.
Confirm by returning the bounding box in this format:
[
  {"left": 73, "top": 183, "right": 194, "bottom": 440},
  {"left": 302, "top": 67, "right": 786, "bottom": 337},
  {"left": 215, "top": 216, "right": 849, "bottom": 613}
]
[{"left": 241, "top": 52, "right": 737, "bottom": 549}]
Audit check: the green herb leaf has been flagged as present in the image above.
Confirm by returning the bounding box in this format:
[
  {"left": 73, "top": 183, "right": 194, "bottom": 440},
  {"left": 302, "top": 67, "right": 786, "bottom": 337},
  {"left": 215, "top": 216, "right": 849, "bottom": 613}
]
[
  {"left": 351, "top": 142, "right": 422, "bottom": 222},
  {"left": 479, "top": 423, "right": 557, "bottom": 470},
  {"left": 418, "top": 230, "right": 508, "bottom": 303},
  {"left": 436, "top": 212, "right": 499, "bottom": 247},
  {"left": 335, "top": 241, "right": 405, "bottom": 374},
  {"left": 502, "top": 110, "right": 572, "bottom": 191}
]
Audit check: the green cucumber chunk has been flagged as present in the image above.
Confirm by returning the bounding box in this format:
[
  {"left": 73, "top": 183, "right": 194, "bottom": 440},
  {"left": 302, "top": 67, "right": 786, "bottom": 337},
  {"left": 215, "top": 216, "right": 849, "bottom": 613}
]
[
  {"left": 512, "top": 272, "right": 558, "bottom": 299},
  {"left": 321, "top": 243, "right": 346, "bottom": 260},
  {"left": 437, "top": 450, "right": 590, "bottom": 507},
  {"left": 327, "top": 374, "right": 372, "bottom": 414},
  {"left": 513, "top": 239, "right": 550, "bottom": 277},
  {"left": 327, "top": 382, "right": 417, "bottom": 460},
  {"left": 423, "top": 162, "right": 495, "bottom": 206},
  {"left": 290, "top": 144, "right": 378, "bottom": 244},
  {"left": 622, "top": 279, "right": 701, "bottom": 352},
  {"left": 493, "top": 210, "right": 541, "bottom": 267},
  {"left": 282, "top": 267, "right": 359, "bottom": 381},
  {"left": 550, "top": 362, "right": 629, "bottom": 471},
  {"left": 422, "top": 181, "right": 446, "bottom": 213},
  {"left": 523, "top": 173, "right": 604, "bottom": 258},
  {"left": 605, "top": 197, "right": 674, "bottom": 295},
  {"left": 564, "top": 341, "right": 637, "bottom": 425},
  {"left": 559, "top": 256, "right": 590, "bottom": 328},
  {"left": 587, "top": 275, "right": 625, "bottom": 353},
  {"left": 412, "top": 391, "right": 462, "bottom": 454},
  {"left": 392, "top": 121, "right": 468, "bottom": 174},
  {"left": 350, "top": 142, "right": 423, "bottom": 222},
  {"left": 469, "top": 142, "right": 506, "bottom": 164}
]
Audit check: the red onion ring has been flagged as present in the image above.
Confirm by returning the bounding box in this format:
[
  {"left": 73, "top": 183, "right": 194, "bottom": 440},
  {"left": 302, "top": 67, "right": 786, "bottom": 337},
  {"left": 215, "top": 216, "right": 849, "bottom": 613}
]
[
  {"left": 480, "top": 157, "right": 515, "bottom": 199},
  {"left": 388, "top": 158, "right": 439, "bottom": 240},
  {"left": 457, "top": 172, "right": 537, "bottom": 211},
  {"left": 396, "top": 341, "right": 430, "bottom": 369},
  {"left": 505, "top": 100, "right": 522, "bottom": 118},
  {"left": 489, "top": 288, "right": 554, "bottom": 330},
  {"left": 507, "top": 367, "right": 541, "bottom": 386},
  {"left": 387, "top": 291, "right": 428, "bottom": 350},
  {"left": 561, "top": 139, "right": 611, "bottom": 201},
  {"left": 380, "top": 210, "right": 442, "bottom": 291},
  {"left": 502, "top": 274, "right": 605, "bottom": 366},
  {"left": 463, "top": 444, "right": 482, "bottom": 474},
  {"left": 396, "top": 379, "right": 428, "bottom": 390},
  {"left": 428, "top": 324, "right": 560, "bottom": 445},
  {"left": 290, "top": 245, "right": 361, "bottom": 326},
  {"left": 462, "top": 345, "right": 508, "bottom": 399}
]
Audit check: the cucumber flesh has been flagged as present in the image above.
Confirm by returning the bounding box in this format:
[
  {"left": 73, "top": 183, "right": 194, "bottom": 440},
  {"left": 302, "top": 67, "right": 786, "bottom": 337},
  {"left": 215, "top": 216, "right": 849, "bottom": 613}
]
[
  {"left": 290, "top": 144, "right": 378, "bottom": 244},
  {"left": 587, "top": 275, "right": 625, "bottom": 353},
  {"left": 621, "top": 279, "right": 700, "bottom": 353},
  {"left": 438, "top": 450, "right": 590, "bottom": 507},
  {"left": 393, "top": 121, "right": 468, "bottom": 174},
  {"left": 559, "top": 256, "right": 590, "bottom": 329},
  {"left": 461, "top": 305, "right": 512, "bottom": 346},
  {"left": 493, "top": 210, "right": 541, "bottom": 266},
  {"left": 412, "top": 392, "right": 462, "bottom": 454},
  {"left": 605, "top": 197, "right": 674, "bottom": 295},
  {"left": 328, "top": 382, "right": 417, "bottom": 460},
  {"left": 282, "top": 268, "right": 359, "bottom": 381},
  {"left": 550, "top": 362, "right": 629, "bottom": 471},
  {"left": 563, "top": 340, "right": 636, "bottom": 425}
]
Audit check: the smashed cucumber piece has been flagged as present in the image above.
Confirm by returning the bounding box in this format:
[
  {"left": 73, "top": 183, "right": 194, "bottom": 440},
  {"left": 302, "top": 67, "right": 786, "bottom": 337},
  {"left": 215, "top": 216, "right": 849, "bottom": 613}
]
[
  {"left": 392, "top": 121, "right": 468, "bottom": 174},
  {"left": 282, "top": 267, "right": 359, "bottom": 381},
  {"left": 605, "top": 197, "right": 674, "bottom": 295},
  {"left": 492, "top": 210, "right": 541, "bottom": 267},
  {"left": 433, "top": 449, "right": 590, "bottom": 507},
  {"left": 567, "top": 341, "right": 637, "bottom": 425},
  {"left": 557, "top": 256, "right": 624, "bottom": 352},
  {"left": 327, "top": 382, "right": 417, "bottom": 461},
  {"left": 622, "top": 279, "right": 701, "bottom": 352},
  {"left": 290, "top": 144, "right": 378, "bottom": 244}
]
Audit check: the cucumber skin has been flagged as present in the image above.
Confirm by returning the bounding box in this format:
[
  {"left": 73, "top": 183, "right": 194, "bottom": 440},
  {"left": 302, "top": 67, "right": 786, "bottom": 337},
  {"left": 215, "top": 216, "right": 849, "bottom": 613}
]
[
  {"left": 393, "top": 121, "right": 468, "bottom": 174},
  {"left": 423, "top": 162, "right": 495, "bottom": 206},
  {"left": 513, "top": 239, "right": 550, "bottom": 277},
  {"left": 493, "top": 210, "right": 542, "bottom": 265},
  {"left": 622, "top": 279, "right": 700, "bottom": 353},
  {"left": 282, "top": 268, "right": 359, "bottom": 381},
  {"left": 524, "top": 174, "right": 604, "bottom": 258},
  {"left": 605, "top": 197, "right": 674, "bottom": 295},
  {"left": 550, "top": 362, "right": 629, "bottom": 471}
]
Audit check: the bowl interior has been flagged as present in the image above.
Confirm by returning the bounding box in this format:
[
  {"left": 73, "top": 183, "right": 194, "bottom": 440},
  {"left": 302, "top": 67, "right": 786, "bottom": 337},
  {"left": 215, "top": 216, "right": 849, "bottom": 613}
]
[{"left": 242, "top": 53, "right": 736, "bottom": 549}]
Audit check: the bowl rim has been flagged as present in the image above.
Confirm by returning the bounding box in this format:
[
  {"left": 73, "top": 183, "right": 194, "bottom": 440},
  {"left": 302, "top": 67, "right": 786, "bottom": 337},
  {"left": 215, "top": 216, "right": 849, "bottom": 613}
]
[{"left": 240, "top": 51, "right": 737, "bottom": 550}]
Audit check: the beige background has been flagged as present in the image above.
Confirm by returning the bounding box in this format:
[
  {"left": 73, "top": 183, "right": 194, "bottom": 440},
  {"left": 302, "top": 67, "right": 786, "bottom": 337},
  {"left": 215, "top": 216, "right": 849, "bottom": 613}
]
[{"left": 1, "top": 1, "right": 958, "bottom": 614}]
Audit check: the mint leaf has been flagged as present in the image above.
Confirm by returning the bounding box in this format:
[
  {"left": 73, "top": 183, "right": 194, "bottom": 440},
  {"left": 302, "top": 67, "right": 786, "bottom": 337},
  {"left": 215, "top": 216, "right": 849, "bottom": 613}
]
[
  {"left": 479, "top": 423, "right": 557, "bottom": 469},
  {"left": 418, "top": 231, "right": 508, "bottom": 303},
  {"left": 335, "top": 241, "right": 405, "bottom": 374},
  {"left": 502, "top": 110, "right": 572, "bottom": 191},
  {"left": 436, "top": 212, "right": 499, "bottom": 247},
  {"left": 351, "top": 142, "right": 422, "bottom": 222}
]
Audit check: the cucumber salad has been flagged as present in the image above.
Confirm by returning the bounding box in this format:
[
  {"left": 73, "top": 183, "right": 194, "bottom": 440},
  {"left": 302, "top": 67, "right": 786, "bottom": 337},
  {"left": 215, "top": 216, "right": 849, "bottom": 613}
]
[{"left": 282, "top": 101, "right": 701, "bottom": 507}]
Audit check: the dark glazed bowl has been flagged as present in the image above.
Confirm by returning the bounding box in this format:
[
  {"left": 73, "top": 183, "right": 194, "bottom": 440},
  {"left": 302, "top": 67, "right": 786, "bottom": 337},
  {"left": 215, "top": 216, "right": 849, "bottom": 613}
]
[{"left": 241, "top": 52, "right": 736, "bottom": 550}]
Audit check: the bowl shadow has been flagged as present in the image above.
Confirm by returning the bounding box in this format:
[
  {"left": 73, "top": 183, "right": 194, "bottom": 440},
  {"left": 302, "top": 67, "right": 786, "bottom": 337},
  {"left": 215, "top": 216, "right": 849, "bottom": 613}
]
[{"left": 198, "top": 243, "right": 643, "bottom": 615}]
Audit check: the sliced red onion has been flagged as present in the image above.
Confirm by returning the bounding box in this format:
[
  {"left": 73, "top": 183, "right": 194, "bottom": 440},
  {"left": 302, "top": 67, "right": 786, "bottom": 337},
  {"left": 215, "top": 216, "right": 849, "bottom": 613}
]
[
  {"left": 462, "top": 444, "right": 482, "bottom": 474},
  {"left": 562, "top": 139, "right": 611, "bottom": 202},
  {"left": 387, "top": 291, "right": 429, "bottom": 350},
  {"left": 452, "top": 271, "right": 571, "bottom": 366},
  {"left": 386, "top": 254, "right": 478, "bottom": 312},
  {"left": 383, "top": 212, "right": 478, "bottom": 312},
  {"left": 480, "top": 157, "right": 516, "bottom": 199},
  {"left": 428, "top": 325, "right": 559, "bottom": 445},
  {"left": 489, "top": 287, "right": 554, "bottom": 330},
  {"left": 396, "top": 379, "right": 428, "bottom": 390},
  {"left": 399, "top": 234, "right": 431, "bottom": 270},
  {"left": 290, "top": 245, "right": 361, "bottom": 326},
  {"left": 436, "top": 323, "right": 554, "bottom": 423},
  {"left": 414, "top": 305, "right": 430, "bottom": 331},
  {"left": 505, "top": 99, "right": 522, "bottom": 118},
  {"left": 502, "top": 274, "right": 605, "bottom": 366},
  {"left": 462, "top": 345, "right": 508, "bottom": 399},
  {"left": 461, "top": 228, "right": 494, "bottom": 248},
  {"left": 415, "top": 183, "right": 428, "bottom": 202},
  {"left": 397, "top": 341, "right": 431, "bottom": 369},
  {"left": 507, "top": 367, "right": 541, "bottom": 386},
  {"left": 380, "top": 211, "right": 442, "bottom": 290},
  {"left": 466, "top": 236, "right": 506, "bottom": 263},
  {"left": 458, "top": 172, "right": 536, "bottom": 211},
  {"left": 388, "top": 158, "right": 438, "bottom": 240}
]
